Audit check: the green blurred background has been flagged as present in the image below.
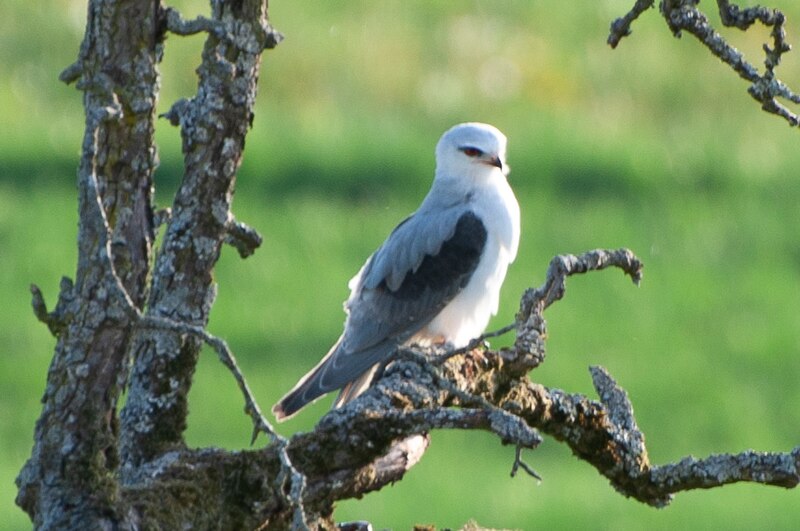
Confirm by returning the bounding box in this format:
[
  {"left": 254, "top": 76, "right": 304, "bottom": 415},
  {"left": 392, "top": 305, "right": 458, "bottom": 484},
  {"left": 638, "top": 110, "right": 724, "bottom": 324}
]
[{"left": 2, "top": 1, "right": 799, "bottom": 529}]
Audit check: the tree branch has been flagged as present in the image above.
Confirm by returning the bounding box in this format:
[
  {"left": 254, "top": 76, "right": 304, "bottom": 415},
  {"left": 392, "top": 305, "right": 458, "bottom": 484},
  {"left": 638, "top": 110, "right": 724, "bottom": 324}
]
[
  {"left": 608, "top": 0, "right": 655, "bottom": 48},
  {"left": 610, "top": 0, "right": 800, "bottom": 127},
  {"left": 650, "top": 448, "right": 800, "bottom": 493},
  {"left": 119, "top": 0, "right": 279, "bottom": 468},
  {"left": 281, "top": 247, "right": 795, "bottom": 515},
  {"left": 225, "top": 218, "right": 264, "bottom": 258}
]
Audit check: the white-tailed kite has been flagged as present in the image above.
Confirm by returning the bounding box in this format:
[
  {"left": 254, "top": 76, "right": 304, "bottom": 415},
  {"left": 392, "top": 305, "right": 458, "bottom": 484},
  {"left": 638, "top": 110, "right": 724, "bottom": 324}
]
[{"left": 273, "top": 122, "right": 520, "bottom": 420}]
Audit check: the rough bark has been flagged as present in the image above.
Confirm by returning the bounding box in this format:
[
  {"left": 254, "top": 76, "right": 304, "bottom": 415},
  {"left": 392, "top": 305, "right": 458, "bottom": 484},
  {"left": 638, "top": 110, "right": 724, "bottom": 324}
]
[
  {"left": 118, "top": 0, "right": 280, "bottom": 470},
  {"left": 16, "top": 0, "right": 281, "bottom": 528},
  {"left": 17, "top": 0, "right": 160, "bottom": 527},
  {"left": 17, "top": 1, "right": 800, "bottom": 530}
]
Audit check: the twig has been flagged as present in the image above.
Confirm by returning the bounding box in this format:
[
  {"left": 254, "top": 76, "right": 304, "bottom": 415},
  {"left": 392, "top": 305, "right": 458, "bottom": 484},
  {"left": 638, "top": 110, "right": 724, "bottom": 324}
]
[
  {"left": 432, "top": 322, "right": 517, "bottom": 364},
  {"left": 511, "top": 444, "right": 542, "bottom": 481},
  {"left": 649, "top": 448, "right": 800, "bottom": 494},
  {"left": 139, "top": 316, "right": 277, "bottom": 440},
  {"left": 276, "top": 440, "right": 310, "bottom": 531},
  {"left": 512, "top": 248, "right": 643, "bottom": 373},
  {"left": 81, "top": 96, "right": 144, "bottom": 321},
  {"left": 608, "top": 0, "right": 656, "bottom": 48},
  {"left": 672, "top": 1, "right": 800, "bottom": 127},
  {"left": 521, "top": 248, "right": 643, "bottom": 317},
  {"left": 224, "top": 218, "right": 263, "bottom": 258}
]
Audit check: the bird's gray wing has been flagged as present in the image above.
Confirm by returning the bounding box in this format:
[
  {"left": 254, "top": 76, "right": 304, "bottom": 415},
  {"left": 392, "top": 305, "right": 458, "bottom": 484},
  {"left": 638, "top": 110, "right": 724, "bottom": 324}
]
[
  {"left": 273, "top": 209, "right": 487, "bottom": 420},
  {"left": 361, "top": 205, "right": 468, "bottom": 292},
  {"left": 336, "top": 208, "right": 488, "bottom": 366}
]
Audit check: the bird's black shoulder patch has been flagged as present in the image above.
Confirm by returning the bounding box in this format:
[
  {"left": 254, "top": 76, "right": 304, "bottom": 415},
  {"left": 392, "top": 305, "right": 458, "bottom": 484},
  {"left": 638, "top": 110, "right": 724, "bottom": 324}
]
[{"left": 385, "top": 211, "right": 487, "bottom": 301}]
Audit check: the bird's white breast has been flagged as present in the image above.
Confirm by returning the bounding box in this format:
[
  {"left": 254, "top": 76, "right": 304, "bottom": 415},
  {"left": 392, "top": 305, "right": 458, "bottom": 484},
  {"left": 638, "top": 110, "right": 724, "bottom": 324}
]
[{"left": 414, "top": 173, "right": 520, "bottom": 348}]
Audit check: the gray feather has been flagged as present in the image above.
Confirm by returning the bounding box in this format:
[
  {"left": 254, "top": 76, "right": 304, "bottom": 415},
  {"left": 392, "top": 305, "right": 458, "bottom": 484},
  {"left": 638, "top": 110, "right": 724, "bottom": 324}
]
[{"left": 361, "top": 207, "right": 464, "bottom": 292}]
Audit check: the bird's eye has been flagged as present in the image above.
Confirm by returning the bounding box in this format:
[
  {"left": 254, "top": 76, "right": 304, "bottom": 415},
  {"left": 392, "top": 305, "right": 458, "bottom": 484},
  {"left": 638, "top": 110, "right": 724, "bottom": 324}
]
[{"left": 459, "top": 146, "right": 483, "bottom": 157}]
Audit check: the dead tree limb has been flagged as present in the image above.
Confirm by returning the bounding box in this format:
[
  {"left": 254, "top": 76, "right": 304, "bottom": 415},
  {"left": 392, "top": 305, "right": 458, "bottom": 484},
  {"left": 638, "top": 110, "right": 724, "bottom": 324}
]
[{"left": 609, "top": 0, "right": 800, "bottom": 127}]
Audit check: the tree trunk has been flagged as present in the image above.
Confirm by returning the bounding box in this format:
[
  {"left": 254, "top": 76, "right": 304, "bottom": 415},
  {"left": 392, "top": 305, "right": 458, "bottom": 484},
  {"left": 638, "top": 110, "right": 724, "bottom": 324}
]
[
  {"left": 16, "top": 0, "right": 280, "bottom": 527},
  {"left": 17, "top": 0, "right": 160, "bottom": 527}
]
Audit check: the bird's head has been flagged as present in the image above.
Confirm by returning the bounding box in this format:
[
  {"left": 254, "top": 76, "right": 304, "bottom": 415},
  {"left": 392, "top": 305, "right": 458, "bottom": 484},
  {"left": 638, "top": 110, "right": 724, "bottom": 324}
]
[{"left": 434, "top": 123, "right": 508, "bottom": 184}]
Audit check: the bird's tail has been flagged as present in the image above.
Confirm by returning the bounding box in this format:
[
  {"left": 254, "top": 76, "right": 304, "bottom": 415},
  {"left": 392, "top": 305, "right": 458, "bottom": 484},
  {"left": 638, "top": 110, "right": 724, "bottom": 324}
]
[
  {"left": 272, "top": 337, "right": 398, "bottom": 421},
  {"left": 272, "top": 337, "right": 343, "bottom": 421}
]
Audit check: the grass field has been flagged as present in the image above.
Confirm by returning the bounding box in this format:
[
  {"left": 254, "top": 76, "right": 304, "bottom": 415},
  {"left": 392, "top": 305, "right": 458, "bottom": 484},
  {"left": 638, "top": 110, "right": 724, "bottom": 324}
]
[{"left": 2, "top": 1, "right": 799, "bottom": 529}]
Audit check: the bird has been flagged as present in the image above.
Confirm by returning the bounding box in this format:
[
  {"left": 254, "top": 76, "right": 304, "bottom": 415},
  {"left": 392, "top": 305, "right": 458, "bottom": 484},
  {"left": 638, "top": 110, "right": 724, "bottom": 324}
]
[{"left": 272, "top": 122, "right": 520, "bottom": 421}]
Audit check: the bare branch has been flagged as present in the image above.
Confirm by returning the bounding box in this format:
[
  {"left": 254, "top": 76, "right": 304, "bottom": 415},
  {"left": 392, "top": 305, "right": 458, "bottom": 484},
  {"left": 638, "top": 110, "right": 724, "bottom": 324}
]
[
  {"left": 511, "top": 445, "right": 542, "bottom": 480},
  {"left": 512, "top": 248, "right": 643, "bottom": 374},
  {"left": 432, "top": 322, "right": 517, "bottom": 364},
  {"left": 224, "top": 218, "right": 263, "bottom": 258},
  {"left": 524, "top": 248, "right": 643, "bottom": 312},
  {"left": 649, "top": 448, "right": 800, "bottom": 493},
  {"left": 610, "top": 0, "right": 800, "bottom": 127},
  {"left": 608, "top": 0, "right": 656, "bottom": 48},
  {"left": 663, "top": 3, "right": 760, "bottom": 79},
  {"left": 138, "top": 316, "right": 275, "bottom": 439},
  {"left": 162, "top": 7, "right": 222, "bottom": 37}
]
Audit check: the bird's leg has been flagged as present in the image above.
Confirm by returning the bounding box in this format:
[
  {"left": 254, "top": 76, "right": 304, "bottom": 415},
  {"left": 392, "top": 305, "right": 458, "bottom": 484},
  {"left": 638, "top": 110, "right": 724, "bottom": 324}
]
[{"left": 369, "top": 358, "right": 392, "bottom": 386}]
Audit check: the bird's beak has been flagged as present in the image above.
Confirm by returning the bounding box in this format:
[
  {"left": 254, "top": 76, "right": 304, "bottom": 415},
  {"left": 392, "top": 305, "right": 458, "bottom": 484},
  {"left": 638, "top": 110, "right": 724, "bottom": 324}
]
[{"left": 480, "top": 155, "right": 504, "bottom": 171}]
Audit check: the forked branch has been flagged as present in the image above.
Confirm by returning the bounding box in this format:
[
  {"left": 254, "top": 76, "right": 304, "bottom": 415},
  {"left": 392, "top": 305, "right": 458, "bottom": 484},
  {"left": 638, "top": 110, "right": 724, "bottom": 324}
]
[{"left": 609, "top": 0, "right": 800, "bottom": 127}]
